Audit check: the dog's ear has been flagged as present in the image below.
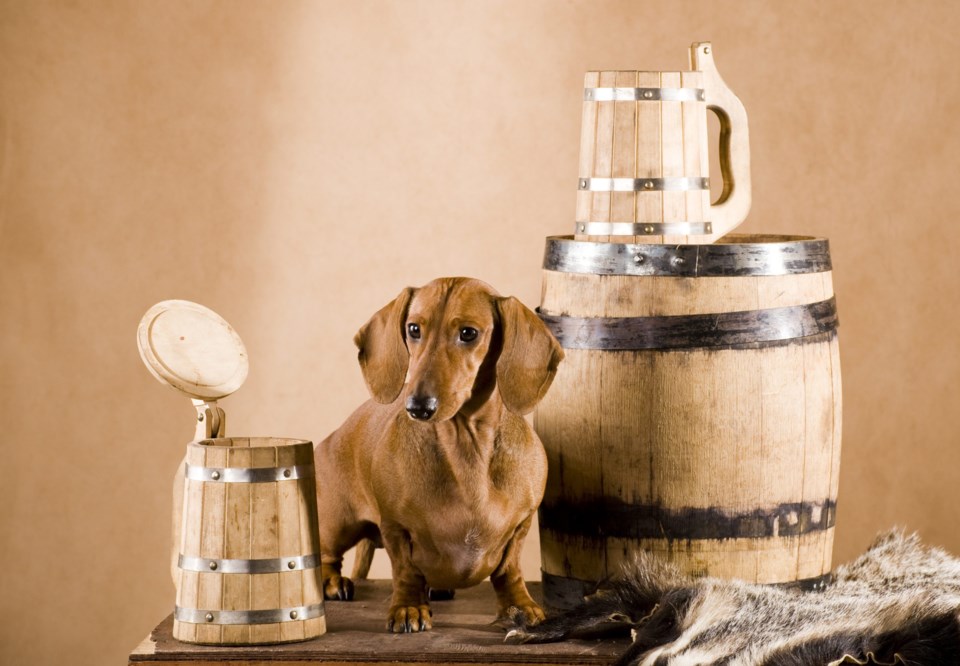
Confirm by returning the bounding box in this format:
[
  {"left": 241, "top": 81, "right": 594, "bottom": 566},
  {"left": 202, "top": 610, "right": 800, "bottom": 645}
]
[
  {"left": 354, "top": 287, "right": 415, "bottom": 404},
  {"left": 495, "top": 296, "right": 564, "bottom": 415}
]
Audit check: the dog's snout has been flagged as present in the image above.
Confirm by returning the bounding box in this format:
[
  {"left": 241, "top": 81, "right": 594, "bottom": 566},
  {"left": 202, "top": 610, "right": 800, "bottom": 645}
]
[{"left": 406, "top": 396, "right": 438, "bottom": 421}]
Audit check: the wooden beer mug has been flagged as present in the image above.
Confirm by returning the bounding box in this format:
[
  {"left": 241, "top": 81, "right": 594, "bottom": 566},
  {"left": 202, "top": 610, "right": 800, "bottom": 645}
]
[
  {"left": 138, "top": 300, "right": 326, "bottom": 645},
  {"left": 575, "top": 41, "right": 750, "bottom": 244}
]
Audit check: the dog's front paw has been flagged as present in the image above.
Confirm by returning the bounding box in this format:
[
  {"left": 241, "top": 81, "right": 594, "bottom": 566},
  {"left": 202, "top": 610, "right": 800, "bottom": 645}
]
[
  {"left": 386, "top": 604, "right": 432, "bottom": 633},
  {"left": 502, "top": 602, "right": 546, "bottom": 626},
  {"left": 322, "top": 573, "right": 355, "bottom": 601}
]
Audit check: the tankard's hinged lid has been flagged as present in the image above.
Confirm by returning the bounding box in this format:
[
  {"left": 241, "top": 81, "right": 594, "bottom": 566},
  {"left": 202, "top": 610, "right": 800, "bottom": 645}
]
[{"left": 136, "top": 299, "right": 248, "bottom": 440}]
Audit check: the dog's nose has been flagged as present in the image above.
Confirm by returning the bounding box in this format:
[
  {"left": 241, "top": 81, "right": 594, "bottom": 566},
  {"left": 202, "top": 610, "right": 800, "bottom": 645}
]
[{"left": 406, "top": 396, "right": 438, "bottom": 421}]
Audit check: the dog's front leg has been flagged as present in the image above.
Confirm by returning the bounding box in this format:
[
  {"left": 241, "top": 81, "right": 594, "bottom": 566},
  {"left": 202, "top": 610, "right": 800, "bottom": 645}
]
[
  {"left": 379, "top": 522, "right": 432, "bottom": 633},
  {"left": 491, "top": 514, "right": 545, "bottom": 625}
]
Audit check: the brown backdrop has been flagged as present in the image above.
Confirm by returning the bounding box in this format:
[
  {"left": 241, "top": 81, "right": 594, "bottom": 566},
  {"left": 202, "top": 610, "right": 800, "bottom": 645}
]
[{"left": 2, "top": 1, "right": 959, "bottom": 664}]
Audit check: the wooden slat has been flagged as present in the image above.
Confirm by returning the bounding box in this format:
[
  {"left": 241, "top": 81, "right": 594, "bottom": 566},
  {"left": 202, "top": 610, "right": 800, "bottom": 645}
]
[
  {"left": 196, "top": 445, "right": 228, "bottom": 644},
  {"left": 220, "top": 446, "right": 252, "bottom": 645},
  {"left": 583, "top": 71, "right": 617, "bottom": 243},
  {"left": 249, "top": 444, "right": 280, "bottom": 643},
  {"left": 635, "top": 71, "right": 662, "bottom": 243},
  {"left": 609, "top": 71, "right": 637, "bottom": 226},
  {"left": 300, "top": 472, "right": 323, "bottom": 608},
  {"left": 659, "top": 72, "right": 686, "bottom": 245},
  {"left": 277, "top": 444, "right": 305, "bottom": 643},
  {"left": 575, "top": 71, "right": 600, "bottom": 229},
  {"left": 173, "top": 445, "right": 207, "bottom": 643},
  {"left": 826, "top": 329, "right": 843, "bottom": 575},
  {"left": 681, "top": 70, "right": 707, "bottom": 239},
  {"left": 533, "top": 345, "right": 606, "bottom": 583},
  {"left": 600, "top": 275, "right": 652, "bottom": 577}
]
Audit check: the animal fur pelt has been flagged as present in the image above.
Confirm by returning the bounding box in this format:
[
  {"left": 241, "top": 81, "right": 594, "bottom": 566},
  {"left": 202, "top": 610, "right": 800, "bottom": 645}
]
[{"left": 507, "top": 531, "right": 960, "bottom": 665}]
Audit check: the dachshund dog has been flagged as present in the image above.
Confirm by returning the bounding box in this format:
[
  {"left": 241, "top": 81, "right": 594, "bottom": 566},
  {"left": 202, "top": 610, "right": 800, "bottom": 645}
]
[{"left": 314, "top": 277, "right": 563, "bottom": 633}]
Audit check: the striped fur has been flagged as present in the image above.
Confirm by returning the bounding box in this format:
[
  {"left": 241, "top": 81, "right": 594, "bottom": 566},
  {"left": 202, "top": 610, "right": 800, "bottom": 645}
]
[{"left": 508, "top": 531, "right": 960, "bottom": 665}]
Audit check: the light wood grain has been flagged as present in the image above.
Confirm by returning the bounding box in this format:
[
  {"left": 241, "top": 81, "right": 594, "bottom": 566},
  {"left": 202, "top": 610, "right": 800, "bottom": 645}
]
[
  {"left": 610, "top": 71, "right": 637, "bottom": 229},
  {"left": 681, "top": 70, "right": 707, "bottom": 242},
  {"left": 575, "top": 71, "right": 599, "bottom": 227},
  {"left": 635, "top": 71, "right": 663, "bottom": 243},
  {"left": 572, "top": 43, "right": 749, "bottom": 244},
  {"left": 130, "top": 581, "right": 626, "bottom": 666},
  {"left": 542, "top": 270, "right": 830, "bottom": 318},
  {"left": 659, "top": 71, "right": 686, "bottom": 245},
  {"left": 137, "top": 300, "right": 248, "bottom": 401},
  {"left": 535, "top": 242, "right": 841, "bottom": 590},
  {"left": 173, "top": 437, "right": 324, "bottom": 645},
  {"left": 691, "top": 42, "right": 752, "bottom": 241}
]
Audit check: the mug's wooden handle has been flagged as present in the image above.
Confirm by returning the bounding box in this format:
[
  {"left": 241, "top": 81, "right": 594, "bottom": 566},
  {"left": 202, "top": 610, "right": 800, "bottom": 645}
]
[{"left": 691, "top": 42, "right": 751, "bottom": 239}]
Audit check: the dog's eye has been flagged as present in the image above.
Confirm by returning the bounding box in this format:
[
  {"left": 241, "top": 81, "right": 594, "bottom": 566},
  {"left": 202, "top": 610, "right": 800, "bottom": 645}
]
[
  {"left": 407, "top": 323, "right": 421, "bottom": 339},
  {"left": 459, "top": 327, "right": 478, "bottom": 343}
]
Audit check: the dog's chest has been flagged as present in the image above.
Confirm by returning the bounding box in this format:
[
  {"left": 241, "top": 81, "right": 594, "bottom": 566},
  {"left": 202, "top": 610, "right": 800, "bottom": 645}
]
[{"left": 410, "top": 502, "right": 516, "bottom": 588}]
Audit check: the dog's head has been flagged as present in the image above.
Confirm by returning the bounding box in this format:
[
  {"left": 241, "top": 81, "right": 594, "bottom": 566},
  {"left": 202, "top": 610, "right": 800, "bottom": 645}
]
[{"left": 354, "top": 277, "right": 563, "bottom": 422}]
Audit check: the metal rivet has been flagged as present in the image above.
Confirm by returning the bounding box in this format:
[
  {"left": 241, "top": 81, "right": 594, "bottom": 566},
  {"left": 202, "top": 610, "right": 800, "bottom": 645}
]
[
  {"left": 205, "top": 613, "right": 214, "bottom": 622},
  {"left": 197, "top": 414, "right": 204, "bottom": 422},
  {"left": 672, "top": 256, "right": 686, "bottom": 266},
  {"left": 699, "top": 91, "right": 706, "bottom": 100},
  {"left": 288, "top": 560, "right": 296, "bottom": 569},
  {"left": 703, "top": 46, "right": 711, "bottom": 54},
  {"left": 643, "top": 181, "right": 654, "bottom": 189},
  {"left": 211, "top": 471, "right": 221, "bottom": 480},
  {"left": 642, "top": 90, "right": 653, "bottom": 99},
  {"left": 633, "top": 254, "right": 644, "bottom": 264},
  {"left": 579, "top": 179, "right": 587, "bottom": 189},
  {"left": 643, "top": 225, "right": 654, "bottom": 234},
  {"left": 578, "top": 224, "right": 585, "bottom": 232},
  {"left": 209, "top": 561, "right": 218, "bottom": 571},
  {"left": 289, "top": 610, "right": 298, "bottom": 620},
  {"left": 283, "top": 469, "right": 291, "bottom": 478}
]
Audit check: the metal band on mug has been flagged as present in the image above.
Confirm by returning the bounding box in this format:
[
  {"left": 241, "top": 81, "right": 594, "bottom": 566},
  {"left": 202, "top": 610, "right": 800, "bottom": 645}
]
[
  {"left": 178, "top": 553, "right": 320, "bottom": 574},
  {"left": 174, "top": 603, "right": 325, "bottom": 625},
  {"left": 575, "top": 221, "right": 713, "bottom": 236},
  {"left": 183, "top": 462, "right": 313, "bottom": 483},
  {"left": 583, "top": 87, "right": 705, "bottom": 102},
  {"left": 543, "top": 235, "right": 833, "bottom": 277},
  {"left": 578, "top": 177, "right": 709, "bottom": 192}
]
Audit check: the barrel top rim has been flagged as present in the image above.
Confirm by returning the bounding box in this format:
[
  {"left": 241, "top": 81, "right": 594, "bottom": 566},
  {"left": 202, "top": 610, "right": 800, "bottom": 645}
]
[
  {"left": 584, "top": 70, "right": 693, "bottom": 76},
  {"left": 547, "top": 233, "right": 828, "bottom": 248},
  {"left": 189, "top": 436, "right": 313, "bottom": 449}
]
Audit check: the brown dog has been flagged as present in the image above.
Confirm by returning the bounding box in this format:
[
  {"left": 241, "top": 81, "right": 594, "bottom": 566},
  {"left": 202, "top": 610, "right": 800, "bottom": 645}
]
[{"left": 314, "top": 277, "right": 563, "bottom": 633}]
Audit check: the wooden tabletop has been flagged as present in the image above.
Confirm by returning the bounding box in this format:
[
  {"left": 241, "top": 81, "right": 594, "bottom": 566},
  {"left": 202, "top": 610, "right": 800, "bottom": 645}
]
[{"left": 128, "top": 581, "right": 627, "bottom": 665}]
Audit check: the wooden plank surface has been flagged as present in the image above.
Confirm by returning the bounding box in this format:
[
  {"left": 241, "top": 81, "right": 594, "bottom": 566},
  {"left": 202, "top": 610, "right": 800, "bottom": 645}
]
[{"left": 129, "top": 581, "right": 627, "bottom": 665}]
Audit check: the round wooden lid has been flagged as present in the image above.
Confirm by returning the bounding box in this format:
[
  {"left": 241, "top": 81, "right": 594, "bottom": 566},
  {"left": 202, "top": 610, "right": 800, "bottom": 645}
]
[{"left": 137, "top": 300, "right": 249, "bottom": 400}]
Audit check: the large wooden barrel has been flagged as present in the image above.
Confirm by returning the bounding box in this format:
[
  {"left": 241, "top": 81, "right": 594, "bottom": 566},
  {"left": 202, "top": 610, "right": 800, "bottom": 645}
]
[
  {"left": 534, "top": 234, "right": 842, "bottom": 608},
  {"left": 174, "top": 437, "right": 326, "bottom": 644}
]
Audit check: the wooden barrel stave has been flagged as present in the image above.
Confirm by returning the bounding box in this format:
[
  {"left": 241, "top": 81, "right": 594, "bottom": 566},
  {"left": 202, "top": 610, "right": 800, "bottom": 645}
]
[
  {"left": 535, "top": 235, "right": 841, "bottom": 607},
  {"left": 222, "top": 444, "right": 252, "bottom": 645},
  {"left": 173, "top": 437, "right": 325, "bottom": 645}
]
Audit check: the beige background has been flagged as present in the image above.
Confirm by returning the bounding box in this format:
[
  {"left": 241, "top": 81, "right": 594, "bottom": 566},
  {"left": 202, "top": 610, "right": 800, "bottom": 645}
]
[{"left": 2, "top": 1, "right": 960, "bottom": 664}]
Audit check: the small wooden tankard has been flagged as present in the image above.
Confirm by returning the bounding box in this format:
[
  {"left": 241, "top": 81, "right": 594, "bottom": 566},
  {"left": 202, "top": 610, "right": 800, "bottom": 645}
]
[{"left": 575, "top": 42, "right": 750, "bottom": 244}]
